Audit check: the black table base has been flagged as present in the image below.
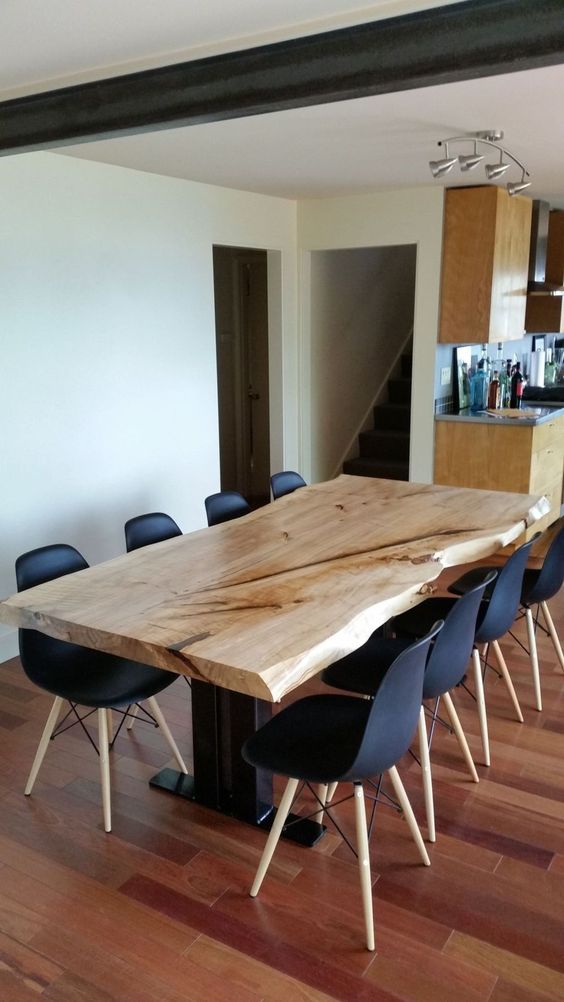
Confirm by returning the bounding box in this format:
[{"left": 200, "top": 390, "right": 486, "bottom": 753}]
[{"left": 148, "top": 679, "right": 326, "bottom": 847}]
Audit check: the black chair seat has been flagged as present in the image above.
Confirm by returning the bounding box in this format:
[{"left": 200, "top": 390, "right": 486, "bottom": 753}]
[
  {"left": 448, "top": 566, "right": 497, "bottom": 599},
  {"left": 393, "top": 597, "right": 459, "bottom": 638},
  {"left": 321, "top": 637, "right": 405, "bottom": 696},
  {"left": 242, "top": 694, "right": 371, "bottom": 783},
  {"left": 21, "top": 632, "right": 178, "bottom": 708}
]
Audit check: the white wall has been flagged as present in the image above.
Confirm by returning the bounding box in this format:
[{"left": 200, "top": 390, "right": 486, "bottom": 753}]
[
  {"left": 0, "top": 152, "right": 297, "bottom": 660},
  {"left": 297, "top": 187, "right": 444, "bottom": 484},
  {"left": 308, "top": 245, "right": 416, "bottom": 482}
]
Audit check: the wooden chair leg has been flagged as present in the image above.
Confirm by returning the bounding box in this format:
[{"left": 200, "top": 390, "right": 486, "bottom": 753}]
[
  {"left": 387, "top": 765, "right": 430, "bottom": 866},
  {"left": 524, "top": 607, "right": 542, "bottom": 711},
  {"left": 98, "top": 708, "right": 112, "bottom": 833},
  {"left": 442, "top": 690, "right": 479, "bottom": 783},
  {"left": 472, "top": 646, "right": 490, "bottom": 767},
  {"left": 107, "top": 709, "right": 114, "bottom": 744},
  {"left": 314, "top": 784, "right": 328, "bottom": 824},
  {"left": 24, "top": 696, "right": 64, "bottom": 796},
  {"left": 126, "top": 704, "right": 139, "bottom": 731},
  {"left": 492, "top": 640, "right": 524, "bottom": 723},
  {"left": 250, "top": 777, "right": 299, "bottom": 897},
  {"left": 146, "top": 696, "right": 188, "bottom": 774},
  {"left": 326, "top": 781, "right": 339, "bottom": 803},
  {"left": 541, "top": 601, "right": 564, "bottom": 672},
  {"left": 417, "top": 706, "right": 435, "bottom": 842},
  {"left": 353, "top": 783, "right": 375, "bottom": 951}
]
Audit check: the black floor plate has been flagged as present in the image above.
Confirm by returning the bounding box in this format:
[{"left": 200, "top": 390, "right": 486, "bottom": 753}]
[{"left": 149, "top": 767, "right": 326, "bottom": 847}]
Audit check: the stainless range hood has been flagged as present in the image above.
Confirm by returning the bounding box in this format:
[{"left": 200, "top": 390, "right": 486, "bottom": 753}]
[{"left": 528, "top": 200, "right": 564, "bottom": 296}]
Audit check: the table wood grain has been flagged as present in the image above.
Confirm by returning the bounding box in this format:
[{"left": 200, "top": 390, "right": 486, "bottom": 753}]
[{"left": 0, "top": 477, "right": 549, "bottom": 702}]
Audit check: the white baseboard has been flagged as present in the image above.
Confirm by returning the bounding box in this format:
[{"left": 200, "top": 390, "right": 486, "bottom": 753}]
[{"left": 0, "top": 630, "right": 18, "bottom": 663}]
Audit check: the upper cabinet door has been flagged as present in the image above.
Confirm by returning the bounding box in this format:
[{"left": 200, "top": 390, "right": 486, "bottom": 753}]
[{"left": 439, "top": 186, "right": 532, "bottom": 344}]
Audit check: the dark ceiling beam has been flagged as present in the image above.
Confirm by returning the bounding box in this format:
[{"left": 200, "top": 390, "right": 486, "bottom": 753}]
[{"left": 1, "top": 0, "right": 564, "bottom": 156}]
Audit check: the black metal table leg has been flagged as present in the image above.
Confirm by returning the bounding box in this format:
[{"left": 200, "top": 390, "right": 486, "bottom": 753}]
[{"left": 149, "top": 679, "right": 325, "bottom": 846}]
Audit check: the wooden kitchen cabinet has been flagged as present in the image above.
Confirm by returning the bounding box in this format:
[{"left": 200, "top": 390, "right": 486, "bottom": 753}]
[
  {"left": 434, "top": 412, "right": 564, "bottom": 540},
  {"left": 439, "top": 186, "right": 532, "bottom": 344}
]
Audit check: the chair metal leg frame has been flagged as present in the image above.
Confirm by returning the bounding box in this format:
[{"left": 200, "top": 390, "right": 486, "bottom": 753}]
[
  {"left": 387, "top": 765, "right": 431, "bottom": 866},
  {"left": 541, "top": 601, "right": 564, "bottom": 672},
  {"left": 417, "top": 706, "right": 435, "bottom": 843},
  {"left": 491, "top": 640, "right": 524, "bottom": 723},
  {"left": 441, "top": 691, "right": 479, "bottom": 784},
  {"left": 146, "top": 696, "right": 189, "bottom": 774},
  {"left": 24, "top": 695, "right": 64, "bottom": 796},
  {"left": 353, "top": 783, "right": 375, "bottom": 951},
  {"left": 98, "top": 708, "right": 112, "bottom": 833},
  {"left": 472, "top": 646, "right": 491, "bottom": 767},
  {"left": 524, "top": 607, "right": 542, "bottom": 711}
]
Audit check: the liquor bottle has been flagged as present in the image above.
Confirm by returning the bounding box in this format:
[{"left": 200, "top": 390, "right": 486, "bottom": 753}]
[
  {"left": 470, "top": 359, "right": 488, "bottom": 412},
  {"left": 510, "top": 361, "right": 523, "bottom": 408},
  {"left": 488, "top": 371, "right": 500, "bottom": 409},
  {"left": 498, "top": 366, "right": 508, "bottom": 408},
  {"left": 545, "top": 348, "right": 557, "bottom": 386}
]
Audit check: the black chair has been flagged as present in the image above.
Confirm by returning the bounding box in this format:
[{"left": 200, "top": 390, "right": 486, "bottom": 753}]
[
  {"left": 448, "top": 523, "right": 564, "bottom": 712},
  {"left": 242, "top": 622, "right": 442, "bottom": 952},
  {"left": 321, "top": 571, "right": 497, "bottom": 842},
  {"left": 205, "top": 491, "right": 251, "bottom": 526},
  {"left": 16, "top": 544, "right": 188, "bottom": 832},
  {"left": 270, "top": 470, "right": 307, "bottom": 501},
  {"left": 124, "top": 511, "right": 186, "bottom": 728},
  {"left": 124, "top": 511, "right": 182, "bottom": 552},
  {"left": 391, "top": 535, "right": 540, "bottom": 767}
]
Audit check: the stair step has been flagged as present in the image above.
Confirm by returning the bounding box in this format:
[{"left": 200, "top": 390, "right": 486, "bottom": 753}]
[
  {"left": 400, "top": 353, "right": 412, "bottom": 378},
  {"left": 373, "top": 403, "right": 411, "bottom": 432},
  {"left": 388, "top": 377, "right": 412, "bottom": 404},
  {"left": 343, "top": 457, "right": 409, "bottom": 481},
  {"left": 359, "top": 429, "right": 410, "bottom": 460}
]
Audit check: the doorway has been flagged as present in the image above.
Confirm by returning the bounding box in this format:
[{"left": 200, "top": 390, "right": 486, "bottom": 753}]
[{"left": 213, "top": 246, "right": 270, "bottom": 508}]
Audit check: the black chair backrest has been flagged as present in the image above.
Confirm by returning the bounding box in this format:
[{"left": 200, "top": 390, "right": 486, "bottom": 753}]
[
  {"left": 15, "top": 544, "right": 90, "bottom": 689},
  {"left": 270, "top": 471, "right": 307, "bottom": 501},
  {"left": 342, "top": 621, "right": 443, "bottom": 781},
  {"left": 423, "top": 570, "right": 497, "bottom": 700},
  {"left": 124, "top": 512, "right": 182, "bottom": 552},
  {"left": 525, "top": 523, "right": 564, "bottom": 604},
  {"left": 16, "top": 543, "right": 88, "bottom": 592},
  {"left": 205, "top": 491, "right": 251, "bottom": 527},
  {"left": 476, "top": 534, "right": 540, "bottom": 643}
]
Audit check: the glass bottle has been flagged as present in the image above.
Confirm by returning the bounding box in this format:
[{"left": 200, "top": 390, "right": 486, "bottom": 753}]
[
  {"left": 545, "top": 348, "right": 557, "bottom": 386},
  {"left": 470, "top": 360, "right": 488, "bottom": 413},
  {"left": 510, "top": 361, "right": 523, "bottom": 408},
  {"left": 488, "top": 371, "right": 500, "bottom": 409}
]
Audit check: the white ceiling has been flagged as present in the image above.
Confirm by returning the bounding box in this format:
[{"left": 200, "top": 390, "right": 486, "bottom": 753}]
[{"left": 2, "top": 0, "right": 563, "bottom": 207}]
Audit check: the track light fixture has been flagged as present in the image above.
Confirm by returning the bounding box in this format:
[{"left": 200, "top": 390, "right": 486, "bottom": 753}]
[{"left": 429, "top": 130, "right": 531, "bottom": 195}]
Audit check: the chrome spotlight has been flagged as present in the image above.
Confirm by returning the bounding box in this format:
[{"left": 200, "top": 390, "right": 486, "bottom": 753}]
[
  {"left": 429, "top": 156, "right": 458, "bottom": 177},
  {"left": 507, "top": 177, "right": 532, "bottom": 196},
  {"left": 484, "top": 160, "right": 512, "bottom": 180},
  {"left": 459, "top": 141, "right": 484, "bottom": 172}
]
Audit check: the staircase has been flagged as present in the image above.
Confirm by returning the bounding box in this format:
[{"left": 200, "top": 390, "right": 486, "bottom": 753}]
[{"left": 343, "top": 352, "right": 411, "bottom": 481}]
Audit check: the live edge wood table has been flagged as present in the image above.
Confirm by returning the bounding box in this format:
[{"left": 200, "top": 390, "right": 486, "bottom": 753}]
[{"left": 0, "top": 477, "right": 548, "bottom": 845}]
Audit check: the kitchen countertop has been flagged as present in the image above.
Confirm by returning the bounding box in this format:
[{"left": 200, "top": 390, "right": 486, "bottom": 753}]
[{"left": 435, "top": 406, "right": 564, "bottom": 426}]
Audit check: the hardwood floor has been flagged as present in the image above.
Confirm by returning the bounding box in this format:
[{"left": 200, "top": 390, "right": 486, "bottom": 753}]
[{"left": 1, "top": 570, "right": 563, "bottom": 1001}]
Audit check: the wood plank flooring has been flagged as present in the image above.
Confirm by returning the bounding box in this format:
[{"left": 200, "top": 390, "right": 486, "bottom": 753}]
[{"left": 1, "top": 565, "right": 563, "bottom": 1000}]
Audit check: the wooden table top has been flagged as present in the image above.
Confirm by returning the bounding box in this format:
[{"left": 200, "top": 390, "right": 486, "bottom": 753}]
[{"left": 0, "top": 477, "right": 549, "bottom": 702}]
